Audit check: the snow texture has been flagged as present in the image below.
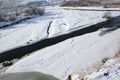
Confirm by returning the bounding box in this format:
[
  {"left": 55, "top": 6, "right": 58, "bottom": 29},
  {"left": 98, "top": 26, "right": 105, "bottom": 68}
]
[{"left": 0, "top": 7, "right": 120, "bottom": 53}]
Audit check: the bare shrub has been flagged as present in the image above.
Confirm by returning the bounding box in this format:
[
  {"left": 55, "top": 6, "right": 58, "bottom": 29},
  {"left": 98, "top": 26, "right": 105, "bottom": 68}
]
[
  {"left": 34, "top": 7, "right": 44, "bottom": 15},
  {"left": 102, "top": 57, "right": 109, "bottom": 63},
  {"left": 60, "top": 1, "right": 101, "bottom": 7},
  {"left": 102, "top": 12, "right": 112, "bottom": 20},
  {"left": 22, "top": 7, "right": 44, "bottom": 16},
  {"left": 4, "top": 0, "right": 21, "bottom": 16},
  {"left": 22, "top": 7, "right": 35, "bottom": 16}
]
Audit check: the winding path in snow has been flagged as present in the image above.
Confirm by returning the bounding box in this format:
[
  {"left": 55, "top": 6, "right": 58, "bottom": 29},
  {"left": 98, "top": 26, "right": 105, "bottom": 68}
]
[{"left": 0, "top": 16, "right": 120, "bottom": 63}]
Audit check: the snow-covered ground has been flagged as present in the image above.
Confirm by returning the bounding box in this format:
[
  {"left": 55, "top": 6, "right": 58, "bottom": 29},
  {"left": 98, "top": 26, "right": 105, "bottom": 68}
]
[
  {"left": 6, "top": 28, "right": 120, "bottom": 79},
  {"left": 0, "top": 7, "right": 120, "bottom": 80},
  {"left": 0, "top": 7, "right": 120, "bottom": 53}
]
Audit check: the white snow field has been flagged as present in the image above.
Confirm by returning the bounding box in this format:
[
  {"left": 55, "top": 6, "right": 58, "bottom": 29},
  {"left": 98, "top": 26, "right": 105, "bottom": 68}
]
[
  {"left": 0, "top": 7, "right": 120, "bottom": 53},
  {"left": 6, "top": 28, "right": 120, "bottom": 80},
  {"left": 0, "top": 6, "right": 120, "bottom": 80}
]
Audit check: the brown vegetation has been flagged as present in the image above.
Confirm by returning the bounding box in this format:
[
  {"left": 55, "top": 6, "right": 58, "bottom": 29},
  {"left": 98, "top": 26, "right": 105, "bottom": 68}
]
[
  {"left": 67, "top": 74, "right": 72, "bottom": 80},
  {"left": 23, "top": 7, "right": 35, "bottom": 16},
  {"left": 67, "top": 73, "right": 81, "bottom": 80},
  {"left": 60, "top": 1, "right": 101, "bottom": 7},
  {"left": 103, "top": 3, "right": 120, "bottom": 8},
  {"left": 61, "top": 0, "right": 120, "bottom": 7},
  {"left": 22, "top": 7, "right": 44, "bottom": 16},
  {"left": 115, "top": 50, "right": 120, "bottom": 58},
  {"left": 67, "top": 57, "right": 111, "bottom": 80},
  {"left": 102, "top": 12, "right": 112, "bottom": 20},
  {"left": 61, "top": 1, "right": 91, "bottom": 7},
  {"left": 102, "top": 57, "right": 109, "bottom": 63}
]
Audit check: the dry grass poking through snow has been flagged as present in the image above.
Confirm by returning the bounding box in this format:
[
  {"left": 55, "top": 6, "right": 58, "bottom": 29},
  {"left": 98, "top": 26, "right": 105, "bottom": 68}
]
[
  {"left": 102, "top": 12, "right": 112, "bottom": 20},
  {"left": 67, "top": 49, "right": 120, "bottom": 80},
  {"left": 67, "top": 58, "right": 120, "bottom": 80},
  {"left": 67, "top": 48, "right": 120, "bottom": 80},
  {"left": 114, "top": 49, "right": 120, "bottom": 58},
  {"left": 67, "top": 61, "right": 104, "bottom": 80}
]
